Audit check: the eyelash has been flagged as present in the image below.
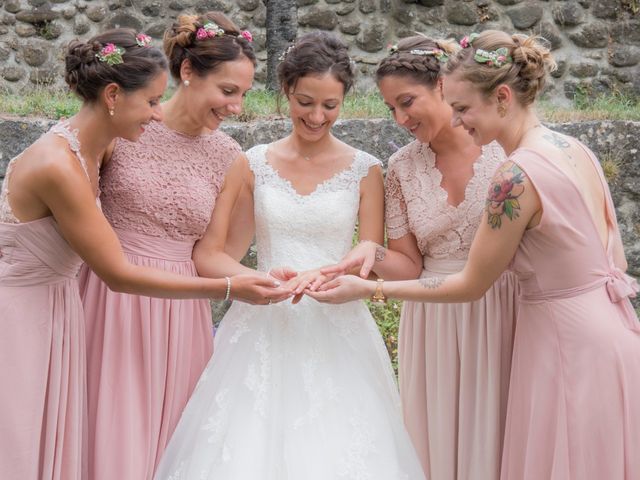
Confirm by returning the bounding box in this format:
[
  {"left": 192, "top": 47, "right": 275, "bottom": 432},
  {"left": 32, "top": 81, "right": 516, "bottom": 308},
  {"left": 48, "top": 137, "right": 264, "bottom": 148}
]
[{"left": 298, "top": 102, "right": 337, "bottom": 110}]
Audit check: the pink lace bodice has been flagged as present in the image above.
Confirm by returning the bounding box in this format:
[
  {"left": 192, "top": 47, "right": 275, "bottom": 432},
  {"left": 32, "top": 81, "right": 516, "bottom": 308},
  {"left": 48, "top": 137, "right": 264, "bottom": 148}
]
[
  {"left": 0, "top": 121, "right": 92, "bottom": 224},
  {"left": 385, "top": 140, "right": 506, "bottom": 260},
  {"left": 99, "top": 120, "right": 240, "bottom": 242}
]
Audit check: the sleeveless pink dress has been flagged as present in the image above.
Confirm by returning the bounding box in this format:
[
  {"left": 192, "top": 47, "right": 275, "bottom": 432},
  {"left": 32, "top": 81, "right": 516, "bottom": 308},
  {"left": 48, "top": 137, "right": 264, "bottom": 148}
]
[
  {"left": 385, "top": 140, "right": 518, "bottom": 480},
  {"left": 0, "top": 122, "right": 93, "bottom": 480},
  {"left": 78, "top": 120, "right": 239, "bottom": 480},
  {"left": 501, "top": 147, "right": 640, "bottom": 479}
]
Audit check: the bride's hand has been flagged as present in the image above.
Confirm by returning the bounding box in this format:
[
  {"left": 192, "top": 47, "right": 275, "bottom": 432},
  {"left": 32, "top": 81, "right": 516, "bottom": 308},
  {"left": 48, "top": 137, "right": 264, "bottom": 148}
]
[
  {"left": 320, "top": 241, "right": 379, "bottom": 279},
  {"left": 283, "top": 269, "right": 330, "bottom": 304},
  {"left": 304, "top": 275, "right": 375, "bottom": 304},
  {"left": 267, "top": 266, "right": 298, "bottom": 283},
  {"left": 230, "top": 273, "right": 293, "bottom": 305}
]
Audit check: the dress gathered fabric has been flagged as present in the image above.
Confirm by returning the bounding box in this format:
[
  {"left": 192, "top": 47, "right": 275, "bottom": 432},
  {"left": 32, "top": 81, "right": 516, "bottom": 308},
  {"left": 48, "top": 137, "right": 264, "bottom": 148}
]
[
  {"left": 78, "top": 120, "right": 239, "bottom": 480},
  {"left": 385, "top": 140, "right": 518, "bottom": 480},
  {"left": 501, "top": 147, "right": 640, "bottom": 480},
  {"left": 0, "top": 122, "right": 93, "bottom": 480},
  {"left": 154, "top": 144, "right": 426, "bottom": 480}
]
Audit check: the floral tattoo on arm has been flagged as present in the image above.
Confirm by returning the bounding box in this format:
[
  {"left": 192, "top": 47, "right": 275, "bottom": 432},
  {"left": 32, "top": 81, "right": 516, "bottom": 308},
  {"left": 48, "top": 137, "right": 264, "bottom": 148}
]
[{"left": 486, "top": 162, "right": 526, "bottom": 229}]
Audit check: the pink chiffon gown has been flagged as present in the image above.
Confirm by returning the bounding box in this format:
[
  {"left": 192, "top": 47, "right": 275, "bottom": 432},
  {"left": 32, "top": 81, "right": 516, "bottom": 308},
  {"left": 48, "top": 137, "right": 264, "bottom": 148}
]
[
  {"left": 501, "top": 147, "right": 640, "bottom": 479},
  {"left": 0, "top": 122, "right": 93, "bottom": 480},
  {"left": 78, "top": 120, "right": 239, "bottom": 480},
  {"left": 385, "top": 140, "right": 518, "bottom": 480}
]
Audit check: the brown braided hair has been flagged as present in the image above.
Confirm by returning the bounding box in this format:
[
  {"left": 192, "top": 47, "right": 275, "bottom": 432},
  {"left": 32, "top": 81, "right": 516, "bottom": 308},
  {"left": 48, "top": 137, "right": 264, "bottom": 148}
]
[{"left": 376, "top": 35, "right": 459, "bottom": 88}]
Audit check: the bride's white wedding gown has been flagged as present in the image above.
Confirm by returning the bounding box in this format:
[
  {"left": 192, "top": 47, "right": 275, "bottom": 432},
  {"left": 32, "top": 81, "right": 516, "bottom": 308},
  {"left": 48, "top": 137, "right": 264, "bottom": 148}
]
[{"left": 154, "top": 144, "right": 426, "bottom": 480}]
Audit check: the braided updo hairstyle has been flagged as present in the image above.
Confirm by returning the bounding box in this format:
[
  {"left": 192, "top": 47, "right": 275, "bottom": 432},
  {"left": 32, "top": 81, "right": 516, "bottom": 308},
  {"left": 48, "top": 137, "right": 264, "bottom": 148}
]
[
  {"left": 65, "top": 28, "right": 167, "bottom": 102},
  {"left": 443, "top": 30, "right": 557, "bottom": 106},
  {"left": 163, "top": 11, "right": 255, "bottom": 82},
  {"left": 376, "top": 35, "right": 459, "bottom": 88},
  {"left": 277, "top": 31, "right": 355, "bottom": 96}
]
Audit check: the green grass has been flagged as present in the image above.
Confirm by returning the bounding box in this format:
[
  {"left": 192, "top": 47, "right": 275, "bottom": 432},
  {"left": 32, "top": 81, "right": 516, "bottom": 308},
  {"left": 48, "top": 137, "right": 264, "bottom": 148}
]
[
  {"left": 367, "top": 299, "right": 402, "bottom": 375},
  {"left": 2, "top": 86, "right": 638, "bottom": 123}
]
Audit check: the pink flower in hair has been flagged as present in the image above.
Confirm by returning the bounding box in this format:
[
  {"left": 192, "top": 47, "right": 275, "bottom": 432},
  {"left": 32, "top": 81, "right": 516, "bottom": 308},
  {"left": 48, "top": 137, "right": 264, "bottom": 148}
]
[
  {"left": 102, "top": 43, "right": 116, "bottom": 55},
  {"left": 136, "top": 33, "right": 152, "bottom": 47},
  {"left": 240, "top": 30, "right": 253, "bottom": 42},
  {"left": 196, "top": 28, "right": 209, "bottom": 40}
]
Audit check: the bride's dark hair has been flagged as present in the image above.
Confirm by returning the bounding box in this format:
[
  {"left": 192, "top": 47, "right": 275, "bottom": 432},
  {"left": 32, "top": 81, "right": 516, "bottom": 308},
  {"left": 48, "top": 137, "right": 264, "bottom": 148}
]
[{"left": 277, "top": 31, "right": 355, "bottom": 96}]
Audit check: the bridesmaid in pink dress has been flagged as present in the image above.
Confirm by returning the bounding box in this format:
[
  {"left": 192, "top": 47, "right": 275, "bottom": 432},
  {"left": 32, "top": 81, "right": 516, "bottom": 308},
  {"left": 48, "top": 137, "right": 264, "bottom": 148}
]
[
  {"left": 0, "top": 29, "right": 285, "bottom": 480},
  {"left": 77, "top": 12, "right": 284, "bottom": 480},
  {"left": 324, "top": 35, "right": 517, "bottom": 480},
  {"left": 311, "top": 30, "right": 640, "bottom": 480}
]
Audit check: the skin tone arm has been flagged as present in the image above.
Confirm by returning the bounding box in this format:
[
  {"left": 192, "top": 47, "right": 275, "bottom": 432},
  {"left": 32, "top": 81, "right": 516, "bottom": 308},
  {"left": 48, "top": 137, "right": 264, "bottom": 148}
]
[
  {"left": 30, "top": 147, "right": 282, "bottom": 302},
  {"left": 308, "top": 160, "right": 539, "bottom": 303}
]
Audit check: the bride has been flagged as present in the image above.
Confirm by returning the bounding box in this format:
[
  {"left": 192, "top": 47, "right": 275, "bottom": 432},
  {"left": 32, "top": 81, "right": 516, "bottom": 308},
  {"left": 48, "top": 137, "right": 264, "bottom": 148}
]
[{"left": 154, "top": 31, "right": 425, "bottom": 480}]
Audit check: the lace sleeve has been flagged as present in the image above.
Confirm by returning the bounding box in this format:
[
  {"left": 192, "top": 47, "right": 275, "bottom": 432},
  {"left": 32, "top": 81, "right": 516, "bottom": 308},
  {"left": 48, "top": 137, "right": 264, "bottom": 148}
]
[{"left": 384, "top": 164, "right": 410, "bottom": 239}]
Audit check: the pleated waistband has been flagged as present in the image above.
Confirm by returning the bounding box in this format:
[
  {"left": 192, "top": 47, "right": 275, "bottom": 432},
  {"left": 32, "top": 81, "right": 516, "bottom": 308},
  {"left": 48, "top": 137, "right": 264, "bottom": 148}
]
[
  {"left": 116, "top": 229, "right": 195, "bottom": 262},
  {"left": 421, "top": 257, "right": 466, "bottom": 276}
]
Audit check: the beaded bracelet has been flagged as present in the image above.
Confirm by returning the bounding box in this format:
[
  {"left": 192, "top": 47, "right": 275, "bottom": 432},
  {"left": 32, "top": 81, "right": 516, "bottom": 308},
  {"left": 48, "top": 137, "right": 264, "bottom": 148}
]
[{"left": 224, "top": 276, "right": 231, "bottom": 301}]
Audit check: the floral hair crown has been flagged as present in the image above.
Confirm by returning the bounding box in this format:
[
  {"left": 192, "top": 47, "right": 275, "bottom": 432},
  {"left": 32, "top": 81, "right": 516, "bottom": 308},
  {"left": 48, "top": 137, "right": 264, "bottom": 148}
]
[{"left": 195, "top": 21, "right": 253, "bottom": 42}]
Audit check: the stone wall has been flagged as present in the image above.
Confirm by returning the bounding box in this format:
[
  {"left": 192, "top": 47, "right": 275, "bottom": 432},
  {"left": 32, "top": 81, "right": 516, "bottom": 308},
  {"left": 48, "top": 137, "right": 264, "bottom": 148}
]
[
  {"left": 0, "top": 0, "right": 639, "bottom": 103},
  {"left": 1, "top": 117, "right": 639, "bottom": 286}
]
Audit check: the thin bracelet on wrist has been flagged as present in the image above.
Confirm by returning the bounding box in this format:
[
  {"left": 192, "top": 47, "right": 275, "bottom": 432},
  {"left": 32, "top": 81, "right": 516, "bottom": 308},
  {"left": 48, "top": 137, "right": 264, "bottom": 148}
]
[{"left": 224, "top": 276, "right": 231, "bottom": 301}]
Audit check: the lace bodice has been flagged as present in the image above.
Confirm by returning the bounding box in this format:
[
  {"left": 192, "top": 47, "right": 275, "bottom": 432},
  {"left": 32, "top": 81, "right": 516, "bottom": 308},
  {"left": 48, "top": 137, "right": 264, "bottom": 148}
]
[
  {"left": 99, "top": 120, "right": 240, "bottom": 242},
  {"left": 0, "top": 121, "right": 92, "bottom": 224},
  {"left": 248, "top": 144, "right": 381, "bottom": 272},
  {"left": 385, "top": 140, "right": 506, "bottom": 260}
]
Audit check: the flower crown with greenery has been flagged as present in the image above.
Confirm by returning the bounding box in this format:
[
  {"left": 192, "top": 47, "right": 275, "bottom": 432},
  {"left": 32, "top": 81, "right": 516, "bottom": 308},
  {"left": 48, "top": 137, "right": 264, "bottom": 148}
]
[
  {"left": 195, "top": 21, "right": 252, "bottom": 43},
  {"left": 459, "top": 32, "right": 512, "bottom": 68}
]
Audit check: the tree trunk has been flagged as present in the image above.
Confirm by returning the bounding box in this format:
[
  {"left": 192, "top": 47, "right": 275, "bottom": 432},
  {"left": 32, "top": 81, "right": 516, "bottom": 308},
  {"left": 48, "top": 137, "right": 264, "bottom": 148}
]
[{"left": 264, "top": 0, "right": 297, "bottom": 91}]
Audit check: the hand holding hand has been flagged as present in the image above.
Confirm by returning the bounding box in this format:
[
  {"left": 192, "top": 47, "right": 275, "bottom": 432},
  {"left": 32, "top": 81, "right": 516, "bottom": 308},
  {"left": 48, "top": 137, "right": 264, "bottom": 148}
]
[
  {"left": 304, "top": 275, "right": 375, "bottom": 304},
  {"left": 229, "top": 273, "right": 292, "bottom": 305}
]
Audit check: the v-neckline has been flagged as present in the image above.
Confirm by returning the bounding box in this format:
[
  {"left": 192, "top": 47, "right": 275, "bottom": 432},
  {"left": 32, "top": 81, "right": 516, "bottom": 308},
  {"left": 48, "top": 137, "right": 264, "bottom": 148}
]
[
  {"left": 421, "top": 142, "right": 482, "bottom": 210},
  {"left": 262, "top": 144, "right": 359, "bottom": 198},
  {"left": 516, "top": 146, "right": 613, "bottom": 256}
]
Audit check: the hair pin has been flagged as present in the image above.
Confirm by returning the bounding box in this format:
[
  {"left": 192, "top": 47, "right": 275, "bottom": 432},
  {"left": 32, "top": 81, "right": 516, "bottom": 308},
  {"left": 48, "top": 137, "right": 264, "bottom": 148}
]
[
  {"left": 135, "top": 33, "right": 152, "bottom": 47},
  {"left": 96, "top": 43, "right": 125, "bottom": 65},
  {"left": 459, "top": 32, "right": 479, "bottom": 49},
  {"left": 474, "top": 47, "right": 512, "bottom": 67},
  {"left": 409, "top": 48, "right": 449, "bottom": 62},
  {"left": 196, "top": 21, "right": 225, "bottom": 41},
  {"left": 278, "top": 44, "right": 295, "bottom": 61}
]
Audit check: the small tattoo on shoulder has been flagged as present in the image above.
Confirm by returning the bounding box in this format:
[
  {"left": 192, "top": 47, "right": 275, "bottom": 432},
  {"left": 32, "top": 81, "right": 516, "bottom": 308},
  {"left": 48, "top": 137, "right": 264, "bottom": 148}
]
[
  {"left": 486, "top": 162, "right": 526, "bottom": 230},
  {"left": 419, "top": 276, "right": 445, "bottom": 289},
  {"left": 543, "top": 132, "right": 570, "bottom": 149}
]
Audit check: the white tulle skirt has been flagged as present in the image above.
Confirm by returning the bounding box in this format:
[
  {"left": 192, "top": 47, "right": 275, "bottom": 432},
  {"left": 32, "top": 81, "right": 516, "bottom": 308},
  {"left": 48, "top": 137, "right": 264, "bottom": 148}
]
[{"left": 154, "top": 297, "right": 426, "bottom": 480}]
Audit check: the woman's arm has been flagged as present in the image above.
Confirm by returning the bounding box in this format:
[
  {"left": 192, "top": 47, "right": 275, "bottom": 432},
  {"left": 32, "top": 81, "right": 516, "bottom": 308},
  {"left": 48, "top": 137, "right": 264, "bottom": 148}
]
[
  {"left": 193, "top": 153, "right": 261, "bottom": 277},
  {"left": 309, "top": 160, "right": 539, "bottom": 303},
  {"left": 35, "top": 149, "right": 286, "bottom": 303}
]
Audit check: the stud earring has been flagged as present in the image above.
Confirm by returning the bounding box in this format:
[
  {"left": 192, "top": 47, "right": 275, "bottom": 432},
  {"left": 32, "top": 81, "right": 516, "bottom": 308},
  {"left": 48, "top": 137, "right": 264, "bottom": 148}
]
[
  {"left": 109, "top": 108, "right": 115, "bottom": 116},
  {"left": 183, "top": 80, "right": 190, "bottom": 87}
]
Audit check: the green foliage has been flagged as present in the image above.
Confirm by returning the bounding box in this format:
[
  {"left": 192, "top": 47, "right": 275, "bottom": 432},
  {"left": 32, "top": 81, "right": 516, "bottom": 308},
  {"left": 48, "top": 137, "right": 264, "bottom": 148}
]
[
  {"left": 0, "top": 87, "right": 80, "bottom": 119},
  {"left": 539, "top": 90, "right": 640, "bottom": 122},
  {"left": 367, "top": 298, "right": 402, "bottom": 375}
]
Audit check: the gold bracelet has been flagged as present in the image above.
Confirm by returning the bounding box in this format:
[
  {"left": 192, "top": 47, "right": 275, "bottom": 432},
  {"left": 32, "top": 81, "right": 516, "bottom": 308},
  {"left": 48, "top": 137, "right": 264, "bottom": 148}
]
[{"left": 371, "top": 278, "right": 386, "bottom": 303}]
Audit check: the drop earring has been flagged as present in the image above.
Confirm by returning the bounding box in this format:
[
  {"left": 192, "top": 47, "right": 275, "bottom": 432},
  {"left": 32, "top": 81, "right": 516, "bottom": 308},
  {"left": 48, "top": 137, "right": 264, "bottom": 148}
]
[
  {"left": 497, "top": 102, "right": 507, "bottom": 118},
  {"left": 109, "top": 108, "right": 115, "bottom": 116}
]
